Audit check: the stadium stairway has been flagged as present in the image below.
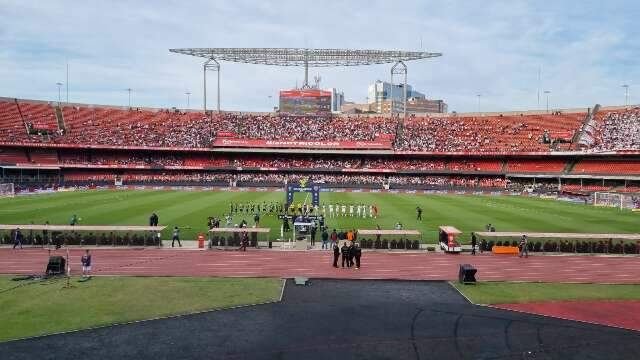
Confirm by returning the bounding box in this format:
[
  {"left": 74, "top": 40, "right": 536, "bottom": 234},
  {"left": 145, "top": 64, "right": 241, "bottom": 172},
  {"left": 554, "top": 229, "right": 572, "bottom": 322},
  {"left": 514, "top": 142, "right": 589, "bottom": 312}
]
[
  {"left": 563, "top": 159, "right": 578, "bottom": 173},
  {"left": 54, "top": 105, "right": 65, "bottom": 131},
  {"left": 13, "top": 99, "right": 29, "bottom": 134}
]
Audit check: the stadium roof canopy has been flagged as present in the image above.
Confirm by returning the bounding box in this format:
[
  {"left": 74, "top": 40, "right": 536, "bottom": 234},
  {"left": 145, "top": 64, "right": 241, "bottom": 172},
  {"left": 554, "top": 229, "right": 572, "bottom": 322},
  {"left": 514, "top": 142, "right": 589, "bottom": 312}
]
[{"left": 169, "top": 48, "right": 442, "bottom": 67}]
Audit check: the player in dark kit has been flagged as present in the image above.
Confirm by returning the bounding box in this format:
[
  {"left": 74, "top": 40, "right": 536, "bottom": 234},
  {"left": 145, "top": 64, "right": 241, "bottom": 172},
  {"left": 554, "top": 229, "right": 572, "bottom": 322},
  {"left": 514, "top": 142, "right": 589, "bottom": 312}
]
[
  {"left": 332, "top": 243, "right": 340, "bottom": 268},
  {"left": 416, "top": 206, "right": 422, "bottom": 221},
  {"left": 341, "top": 243, "right": 349, "bottom": 268}
]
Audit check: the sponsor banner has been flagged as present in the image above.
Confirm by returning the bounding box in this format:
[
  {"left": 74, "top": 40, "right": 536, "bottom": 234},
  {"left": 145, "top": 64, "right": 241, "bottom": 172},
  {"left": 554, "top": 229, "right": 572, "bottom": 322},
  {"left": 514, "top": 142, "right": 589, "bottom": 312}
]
[
  {"left": 216, "top": 131, "right": 237, "bottom": 138},
  {"left": 375, "top": 133, "right": 396, "bottom": 140},
  {"left": 549, "top": 131, "right": 573, "bottom": 140},
  {"left": 30, "top": 123, "right": 58, "bottom": 131},
  {"left": 212, "top": 138, "right": 392, "bottom": 150},
  {"left": 0, "top": 142, "right": 210, "bottom": 152},
  {"left": 342, "top": 168, "right": 397, "bottom": 173}
]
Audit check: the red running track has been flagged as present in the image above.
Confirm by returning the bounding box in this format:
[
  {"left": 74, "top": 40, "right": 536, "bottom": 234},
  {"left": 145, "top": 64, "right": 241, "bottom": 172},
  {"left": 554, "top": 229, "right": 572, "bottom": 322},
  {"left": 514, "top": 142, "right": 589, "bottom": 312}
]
[
  {"left": 1, "top": 248, "right": 639, "bottom": 284},
  {"left": 493, "top": 301, "right": 640, "bottom": 332}
]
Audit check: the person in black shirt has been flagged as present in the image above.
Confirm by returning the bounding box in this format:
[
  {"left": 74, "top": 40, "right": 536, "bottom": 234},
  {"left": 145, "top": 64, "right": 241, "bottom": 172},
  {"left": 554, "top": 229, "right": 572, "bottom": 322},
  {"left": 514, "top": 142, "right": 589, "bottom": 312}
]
[
  {"left": 416, "top": 206, "right": 423, "bottom": 221},
  {"left": 354, "top": 243, "right": 362, "bottom": 269},
  {"left": 149, "top": 212, "right": 159, "bottom": 227},
  {"left": 332, "top": 243, "right": 340, "bottom": 268},
  {"left": 471, "top": 232, "right": 477, "bottom": 255},
  {"left": 13, "top": 228, "right": 23, "bottom": 249},
  {"left": 310, "top": 224, "right": 317, "bottom": 247},
  {"left": 341, "top": 243, "right": 349, "bottom": 268},
  {"left": 347, "top": 242, "right": 355, "bottom": 268}
]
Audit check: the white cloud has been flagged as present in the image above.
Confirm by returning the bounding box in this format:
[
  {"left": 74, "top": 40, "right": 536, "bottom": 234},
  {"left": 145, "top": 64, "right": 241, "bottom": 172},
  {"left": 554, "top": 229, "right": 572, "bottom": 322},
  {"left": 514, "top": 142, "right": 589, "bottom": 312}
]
[{"left": 0, "top": 0, "right": 638, "bottom": 112}]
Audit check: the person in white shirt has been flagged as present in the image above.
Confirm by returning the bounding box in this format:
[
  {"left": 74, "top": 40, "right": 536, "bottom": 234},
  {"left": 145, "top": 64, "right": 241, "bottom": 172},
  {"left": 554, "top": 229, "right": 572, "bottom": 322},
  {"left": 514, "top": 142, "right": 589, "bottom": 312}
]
[
  {"left": 356, "top": 204, "right": 362, "bottom": 218},
  {"left": 329, "top": 204, "right": 334, "bottom": 218},
  {"left": 349, "top": 205, "right": 354, "bottom": 217},
  {"left": 341, "top": 204, "right": 347, "bottom": 217}
]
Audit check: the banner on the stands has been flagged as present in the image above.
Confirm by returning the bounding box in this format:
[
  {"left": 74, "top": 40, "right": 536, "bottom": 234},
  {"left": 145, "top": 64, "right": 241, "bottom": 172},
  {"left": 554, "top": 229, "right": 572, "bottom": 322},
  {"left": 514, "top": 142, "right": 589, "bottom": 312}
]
[
  {"left": 216, "top": 131, "right": 237, "bottom": 138},
  {"left": 549, "top": 131, "right": 573, "bottom": 140},
  {"left": 212, "top": 138, "right": 393, "bottom": 150}
]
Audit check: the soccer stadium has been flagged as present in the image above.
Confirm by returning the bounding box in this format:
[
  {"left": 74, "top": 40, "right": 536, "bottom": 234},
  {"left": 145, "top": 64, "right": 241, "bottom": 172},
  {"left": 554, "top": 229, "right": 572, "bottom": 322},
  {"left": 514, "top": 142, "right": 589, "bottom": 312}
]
[{"left": 1, "top": 2, "right": 640, "bottom": 359}]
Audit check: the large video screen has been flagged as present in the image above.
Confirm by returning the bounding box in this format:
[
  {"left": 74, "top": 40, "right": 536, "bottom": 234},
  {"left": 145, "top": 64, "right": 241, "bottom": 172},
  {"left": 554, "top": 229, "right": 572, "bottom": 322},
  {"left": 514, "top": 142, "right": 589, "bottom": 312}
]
[{"left": 279, "top": 89, "right": 332, "bottom": 115}]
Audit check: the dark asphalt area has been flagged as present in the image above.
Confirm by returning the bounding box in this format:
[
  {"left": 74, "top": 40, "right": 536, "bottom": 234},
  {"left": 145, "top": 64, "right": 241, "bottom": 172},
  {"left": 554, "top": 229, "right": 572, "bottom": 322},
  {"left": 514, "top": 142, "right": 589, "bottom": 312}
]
[{"left": 1, "top": 279, "right": 639, "bottom": 359}]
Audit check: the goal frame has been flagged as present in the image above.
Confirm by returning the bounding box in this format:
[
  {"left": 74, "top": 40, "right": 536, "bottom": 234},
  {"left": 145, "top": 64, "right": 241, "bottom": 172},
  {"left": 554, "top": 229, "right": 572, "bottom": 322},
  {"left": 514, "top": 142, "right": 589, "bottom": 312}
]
[
  {"left": 593, "top": 192, "right": 636, "bottom": 210},
  {"left": 0, "top": 183, "right": 15, "bottom": 198}
]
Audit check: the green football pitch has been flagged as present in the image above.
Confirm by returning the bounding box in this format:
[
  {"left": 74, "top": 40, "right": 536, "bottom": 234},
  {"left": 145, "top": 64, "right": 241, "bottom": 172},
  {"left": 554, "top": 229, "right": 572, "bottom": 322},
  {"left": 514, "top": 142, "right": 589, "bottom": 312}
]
[{"left": 0, "top": 190, "right": 638, "bottom": 242}]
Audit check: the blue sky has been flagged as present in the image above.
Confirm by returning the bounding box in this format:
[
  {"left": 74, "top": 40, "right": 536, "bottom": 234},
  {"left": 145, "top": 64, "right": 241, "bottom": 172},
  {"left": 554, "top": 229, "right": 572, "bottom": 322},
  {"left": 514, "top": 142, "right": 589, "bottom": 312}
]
[{"left": 0, "top": 0, "right": 638, "bottom": 113}]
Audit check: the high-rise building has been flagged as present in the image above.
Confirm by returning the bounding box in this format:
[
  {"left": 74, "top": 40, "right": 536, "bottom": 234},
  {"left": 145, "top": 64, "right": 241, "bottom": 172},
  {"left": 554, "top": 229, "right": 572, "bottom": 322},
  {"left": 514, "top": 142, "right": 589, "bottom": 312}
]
[
  {"left": 327, "top": 88, "right": 345, "bottom": 113},
  {"left": 367, "top": 80, "right": 446, "bottom": 114}
]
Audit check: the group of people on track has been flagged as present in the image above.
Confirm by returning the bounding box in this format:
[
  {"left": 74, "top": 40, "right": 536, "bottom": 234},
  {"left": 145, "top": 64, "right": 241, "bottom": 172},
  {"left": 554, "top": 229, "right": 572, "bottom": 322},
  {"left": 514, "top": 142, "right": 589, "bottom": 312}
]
[{"left": 333, "top": 240, "right": 362, "bottom": 269}]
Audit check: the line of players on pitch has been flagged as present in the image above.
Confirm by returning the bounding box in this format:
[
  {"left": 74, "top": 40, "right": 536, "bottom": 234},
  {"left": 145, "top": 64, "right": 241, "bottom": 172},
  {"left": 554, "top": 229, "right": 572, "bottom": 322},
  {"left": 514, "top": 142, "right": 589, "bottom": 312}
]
[{"left": 229, "top": 201, "right": 379, "bottom": 218}]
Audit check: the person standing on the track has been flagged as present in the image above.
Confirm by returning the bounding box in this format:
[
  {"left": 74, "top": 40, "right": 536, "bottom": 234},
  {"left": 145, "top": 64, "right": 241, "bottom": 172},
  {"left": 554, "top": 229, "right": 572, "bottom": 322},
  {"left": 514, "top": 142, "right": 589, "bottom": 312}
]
[
  {"left": 416, "top": 206, "right": 422, "bottom": 221},
  {"left": 13, "top": 227, "right": 23, "bottom": 249},
  {"left": 81, "top": 249, "right": 92, "bottom": 277},
  {"left": 347, "top": 241, "right": 355, "bottom": 268},
  {"left": 240, "top": 231, "right": 249, "bottom": 252},
  {"left": 471, "top": 232, "right": 477, "bottom": 255},
  {"left": 321, "top": 228, "right": 329, "bottom": 250},
  {"left": 330, "top": 229, "right": 338, "bottom": 249},
  {"left": 341, "top": 242, "right": 349, "bottom": 268},
  {"left": 354, "top": 243, "right": 362, "bottom": 269},
  {"left": 171, "top": 226, "right": 182, "bottom": 247},
  {"left": 332, "top": 242, "right": 340, "bottom": 268},
  {"left": 519, "top": 235, "right": 529, "bottom": 258},
  {"left": 310, "top": 221, "right": 317, "bottom": 247}
]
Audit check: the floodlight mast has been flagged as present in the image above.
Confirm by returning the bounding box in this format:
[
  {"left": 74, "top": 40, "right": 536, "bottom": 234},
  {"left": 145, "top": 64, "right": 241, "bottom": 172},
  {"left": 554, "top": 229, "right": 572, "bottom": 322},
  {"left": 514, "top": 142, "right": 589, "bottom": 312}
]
[{"left": 170, "top": 48, "right": 442, "bottom": 114}]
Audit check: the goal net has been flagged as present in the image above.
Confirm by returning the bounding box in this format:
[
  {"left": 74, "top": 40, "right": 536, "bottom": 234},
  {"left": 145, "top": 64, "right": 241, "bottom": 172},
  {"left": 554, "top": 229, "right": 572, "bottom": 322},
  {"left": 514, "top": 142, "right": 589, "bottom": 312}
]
[
  {"left": 593, "top": 192, "right": 638, "bottom": 209},
  {"left": 0, "top": 183, "right": 14, "bottom": 197}
]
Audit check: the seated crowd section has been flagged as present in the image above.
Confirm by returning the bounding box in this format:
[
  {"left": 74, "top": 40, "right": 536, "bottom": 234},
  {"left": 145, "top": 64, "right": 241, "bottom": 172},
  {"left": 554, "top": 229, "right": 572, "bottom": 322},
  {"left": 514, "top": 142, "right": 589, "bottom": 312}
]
[
  {"left": 0, "top": 148, "right": 588, "bottom": 175},
  {"left": 0, "top": 98, "right": 602, "bottom": 152},
  {"left": 590, "top": 108, "right": 640, "bottom": 150}
]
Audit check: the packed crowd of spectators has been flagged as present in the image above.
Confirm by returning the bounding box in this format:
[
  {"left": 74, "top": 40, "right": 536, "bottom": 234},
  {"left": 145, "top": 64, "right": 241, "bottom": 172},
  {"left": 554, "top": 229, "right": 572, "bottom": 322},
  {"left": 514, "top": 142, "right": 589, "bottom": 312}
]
[
  {"left": 232, "top": 114, "right": 397, "bottom": 141},
  {"left": 62, "top": 170, "right": 510, "bottom": 189},
  {"left": 591, "top": 108, "right": 640, "bottom": 150},
  {"left": 398, "top": 116, "right": 540, "bottom": 152}
]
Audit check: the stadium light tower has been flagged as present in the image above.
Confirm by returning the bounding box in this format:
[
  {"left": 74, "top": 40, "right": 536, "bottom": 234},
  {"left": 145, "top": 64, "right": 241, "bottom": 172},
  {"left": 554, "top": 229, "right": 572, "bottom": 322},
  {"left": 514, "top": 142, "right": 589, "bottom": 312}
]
[
  {"left": 185, "top": 91, "right": 191, "bottom": 109},
  {"left": 623, "top": 84, "right": 630, "bottom": 106},
  {"left": 476, "top": 94, "right": 481, "bottom": 113},
  {"left": 544, "top": 90, "right": 551, "bottom": 113},
  {"left": 126, "top": 88, "right": 133, "bottom": 108},
  {"left": 56, "top": 82, "right": 63, "bottom": 103},
  {"left": 203, "top": 58, "right": 221, "bottom": 113}
]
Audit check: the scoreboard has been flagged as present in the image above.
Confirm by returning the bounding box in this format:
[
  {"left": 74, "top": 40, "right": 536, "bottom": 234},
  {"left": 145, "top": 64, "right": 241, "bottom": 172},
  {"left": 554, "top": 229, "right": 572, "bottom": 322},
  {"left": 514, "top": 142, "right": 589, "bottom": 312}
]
[{"left": 279, "top": 89, "right": 332, "bottom": 115}]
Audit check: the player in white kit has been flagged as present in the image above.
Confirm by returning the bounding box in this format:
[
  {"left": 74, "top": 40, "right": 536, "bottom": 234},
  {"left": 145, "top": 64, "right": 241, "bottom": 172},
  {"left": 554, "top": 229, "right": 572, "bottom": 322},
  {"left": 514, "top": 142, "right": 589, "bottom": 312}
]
[
  {"left": 341, "top": 204, "right": 347, "bottom": 217},
  {"left": 328, "top": 204, "right": 334, "bottom": 218}
]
